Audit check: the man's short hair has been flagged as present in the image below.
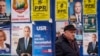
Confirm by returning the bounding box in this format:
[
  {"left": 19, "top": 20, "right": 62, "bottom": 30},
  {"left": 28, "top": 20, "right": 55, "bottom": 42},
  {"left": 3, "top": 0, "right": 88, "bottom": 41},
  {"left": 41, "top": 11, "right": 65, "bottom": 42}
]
[
  {"left": 24, "top": 26, "right": 31, "bottom": 31},
  {"left": 92, "top": 34, "right": 97, "bottom": 38}
]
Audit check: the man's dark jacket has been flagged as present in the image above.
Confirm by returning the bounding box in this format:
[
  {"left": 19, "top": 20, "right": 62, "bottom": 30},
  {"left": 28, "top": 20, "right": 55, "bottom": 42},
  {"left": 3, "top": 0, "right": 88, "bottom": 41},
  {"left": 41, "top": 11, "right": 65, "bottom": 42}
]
[
  {"left": 16, "top": 37, "right": 32, "bottom": 56},
  {"left": 87, "top": 42, "right": 98, "bottom": 55},
  {"left": 55, "top": 34, "right": 80, "bottom": 56}
]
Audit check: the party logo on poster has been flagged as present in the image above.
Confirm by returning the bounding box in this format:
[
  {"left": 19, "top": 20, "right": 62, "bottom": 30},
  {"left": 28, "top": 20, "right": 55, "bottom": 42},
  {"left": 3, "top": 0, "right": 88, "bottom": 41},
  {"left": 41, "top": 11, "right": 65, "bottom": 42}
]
[
  {"left": 55, "top": 0, "right": 68, "bottom": 20},
  {"left": 31, "top": 0, "right": 50, "bottom": 21},
  {"left": 12, "top": 0, "right": 28, "bottom": 13},
  {"left": 83, "top": 0, "right": 97, "bottom": 14}
]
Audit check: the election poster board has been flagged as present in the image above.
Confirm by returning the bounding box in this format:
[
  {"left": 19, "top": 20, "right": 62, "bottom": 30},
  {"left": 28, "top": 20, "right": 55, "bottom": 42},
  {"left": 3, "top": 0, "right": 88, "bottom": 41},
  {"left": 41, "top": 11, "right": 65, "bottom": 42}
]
[
  {"left": 32, "top": 22, "right": 52, "bottom": 56},
  {"left": 31, "top": 0, "right": 50, "bottom": 21},
  {"left": 11, "top": 0, "right": 30, "bottom": 22},
  {"left": 0, "top": 0, "right": 98, "bottom": 56},
  {"left": 11, "top": 23, "right": 32, "bottom": 55},
  {"left": 55, "top": 0, "right": 68, "bottom": 21}
]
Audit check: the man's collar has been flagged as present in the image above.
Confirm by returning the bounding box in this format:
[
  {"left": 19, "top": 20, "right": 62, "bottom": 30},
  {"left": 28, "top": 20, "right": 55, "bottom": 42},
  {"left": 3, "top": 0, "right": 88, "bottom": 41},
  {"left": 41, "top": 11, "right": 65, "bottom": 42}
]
[{"left": 75, "top": 13, "right": 81, "bottom": 17}]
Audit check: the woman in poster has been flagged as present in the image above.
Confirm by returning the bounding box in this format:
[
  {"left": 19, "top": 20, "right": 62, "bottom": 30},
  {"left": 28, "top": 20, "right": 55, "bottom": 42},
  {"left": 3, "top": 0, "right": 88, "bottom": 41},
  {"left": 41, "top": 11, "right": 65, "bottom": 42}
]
[{"left": 0, "top": 30, "right": 10, "bottom": 53}]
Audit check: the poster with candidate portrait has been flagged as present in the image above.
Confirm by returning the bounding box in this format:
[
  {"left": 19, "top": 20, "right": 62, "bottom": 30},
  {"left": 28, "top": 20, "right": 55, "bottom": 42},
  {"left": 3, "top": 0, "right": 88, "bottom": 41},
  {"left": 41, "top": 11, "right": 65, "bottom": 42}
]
[
  {"left": 0, "top": 0, "right": 11, "bottom": 26},
  {"left": 11, "top": 0, "right": 30, "bottom": 22},
  {"left": 83, "top": 33, "right": 98, "bottom": 56},
  {"left": 69, "top": 0, "right": 83, "bottom": 35},
  {"left": 33, "top": 22, "right": 52, "bottom": 56},
  {"left": 11, "top": 23, "right": 32, "bottom": 55},
  {"left": 69, "top": 0, "right": 82, "bottom": 25},
  {"left": 83, "top": 15, "right": 97, "bottom": 32},
  {"left": 0, "top": 25, "right": 11, "bottom": 55}
]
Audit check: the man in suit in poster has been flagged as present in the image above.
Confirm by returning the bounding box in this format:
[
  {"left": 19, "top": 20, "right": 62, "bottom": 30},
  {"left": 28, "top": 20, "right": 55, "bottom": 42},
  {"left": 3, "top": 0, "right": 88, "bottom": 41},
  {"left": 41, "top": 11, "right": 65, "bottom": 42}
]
[
  {"left": 70, "top": 1, "right": 82, "bottom": 25},
  {"left": 87, "top": 34, "right": 98, "bottom": 56},
  {"left": 0, "top": 0, "right": 7, "bottom": 18},
  {"left": 90, "top": 18, "right": 96, "bottom": 29},
  {"left": 0, "top": 0, "right": 10, "bottom": 18},
  {"left": 70, "top": 1, "right": 83, "bottom": 36},
  {"left": 73, "top": 1, "right": 82, "bottom": 24},
  {"left": 16, "top": 26, "right": 32, "bottom": 56},
  {"left": 0, "top": 0, "right": 11, "bottom": 25}
]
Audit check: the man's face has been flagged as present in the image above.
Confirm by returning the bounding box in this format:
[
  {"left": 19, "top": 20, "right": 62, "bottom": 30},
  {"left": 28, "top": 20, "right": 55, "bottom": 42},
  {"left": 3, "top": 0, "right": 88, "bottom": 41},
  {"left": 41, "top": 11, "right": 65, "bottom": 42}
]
[
  {"left": 92, "top": 34, "right": 96, "bottom": 42},
  {"left": 0, "top": 1, "right": 6, "bottom": 14},
  {"left": 74, "top": 2, "right": 82, "bottom": 14},
  {"left": 64, "top": 30, "right": 76, "bottom": 41},
  {"left": 24, "top": 28, "right": 30, "bottom": 37}
]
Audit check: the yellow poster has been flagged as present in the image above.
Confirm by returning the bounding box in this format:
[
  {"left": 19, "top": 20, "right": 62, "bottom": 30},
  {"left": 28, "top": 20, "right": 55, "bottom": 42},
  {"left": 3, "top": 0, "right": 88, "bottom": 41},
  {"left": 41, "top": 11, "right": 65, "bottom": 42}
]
[
  {"left": 55, "top": 0, "right": 68, "bottom": 21},
  {"left": 31, "top": 0, "right": 50, "bottom": 21},
  {"left": 83, "top": 0, "right": 97, "bottom": 14}
]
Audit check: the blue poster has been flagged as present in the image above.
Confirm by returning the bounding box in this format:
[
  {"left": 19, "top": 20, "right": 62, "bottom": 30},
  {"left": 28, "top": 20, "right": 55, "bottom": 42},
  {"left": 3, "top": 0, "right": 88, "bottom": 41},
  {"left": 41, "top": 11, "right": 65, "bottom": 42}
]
[{"left": 32, "top": 22, "right": 52, "bottom": 56}]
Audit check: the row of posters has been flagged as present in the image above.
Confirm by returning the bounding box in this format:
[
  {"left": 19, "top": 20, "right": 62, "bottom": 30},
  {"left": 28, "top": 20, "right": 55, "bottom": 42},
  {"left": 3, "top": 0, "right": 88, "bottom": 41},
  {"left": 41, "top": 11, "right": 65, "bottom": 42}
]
[
  {"left": 0, "top": 0, "right": 50, "bottom": 24},
  {"left": 83, "top": 0, "right": 98, "bottom": 56},
  {"left": 55, "top": 0, "right": 98, "bottom": 56},
  {"left": 0, "top": 0, "right": 53, "bottom": 56},
  {"left": 55, "top": 0, "right": 97, "bottom": 20},
  {"left": 0, "top": 0, "right": 97, "bottom": 21},
  {"left": 0, "top": 22, "right": 52, "bottom": 56}
]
